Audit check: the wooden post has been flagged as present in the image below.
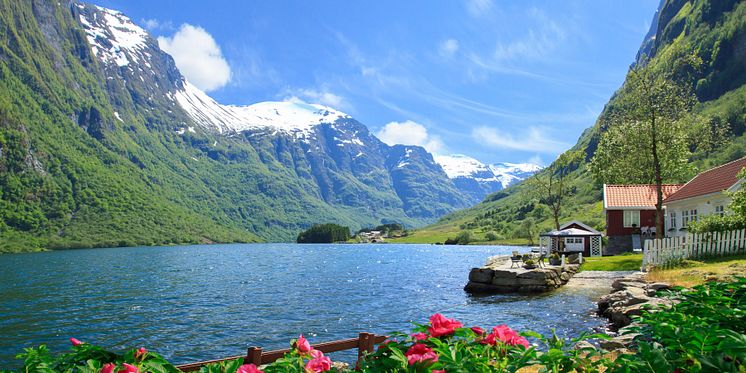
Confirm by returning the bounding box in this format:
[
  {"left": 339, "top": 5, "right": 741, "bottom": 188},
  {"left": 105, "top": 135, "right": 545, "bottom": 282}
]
[
  {"left": 245, "top": 346, "right": 262, "bottom": 366},
  {"left": 356, "top": 332, "right": 375, "bottom": 370}
]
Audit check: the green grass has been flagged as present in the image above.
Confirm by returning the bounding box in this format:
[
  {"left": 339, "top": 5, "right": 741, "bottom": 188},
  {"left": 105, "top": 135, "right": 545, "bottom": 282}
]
[{"left": 580, "top": 253, "right": 643, "bottom": 271}]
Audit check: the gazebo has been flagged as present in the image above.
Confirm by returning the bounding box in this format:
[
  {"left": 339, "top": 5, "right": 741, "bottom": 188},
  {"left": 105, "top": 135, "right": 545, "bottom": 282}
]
[{"left": 538, "top": 221, "right": 603, "bottom": 258}]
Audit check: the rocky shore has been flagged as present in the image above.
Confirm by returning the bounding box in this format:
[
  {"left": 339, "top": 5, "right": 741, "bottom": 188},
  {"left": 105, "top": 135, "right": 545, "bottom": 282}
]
[
  {"left": 464, "top": 255, "right": 580, "bottom": 294},
  {"left": 595, "top": 272, "right": 673, "bottom": 350}
]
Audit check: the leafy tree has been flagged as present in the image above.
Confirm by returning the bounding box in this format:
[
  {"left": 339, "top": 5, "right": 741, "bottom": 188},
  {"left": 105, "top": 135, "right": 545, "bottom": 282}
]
[
  {"left": 517, "top": 218, "right": 538, "bottom": 246},
  {"left": 455, "top": 230, "right": 472, "bottom": 245},
  {"left": 297, "top": 223, "right": 351, "bottom": 243},
  {"left": 527, "top": 151, "right": 583, "bottom": 230},
  {"left": 590, "top": 61, "right": 726, "bottom": 234},
  {"left": 484, "top": 231, "right": 499, "bottom": 241}
]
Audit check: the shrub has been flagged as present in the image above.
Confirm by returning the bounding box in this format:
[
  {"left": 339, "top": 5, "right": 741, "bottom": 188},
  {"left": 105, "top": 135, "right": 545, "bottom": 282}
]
[
  {"left": 484, "top": 231, "right": 499, "bottom": 241},
  {"left": 454, "top": 230, "right": 472, "bottom": 245}
]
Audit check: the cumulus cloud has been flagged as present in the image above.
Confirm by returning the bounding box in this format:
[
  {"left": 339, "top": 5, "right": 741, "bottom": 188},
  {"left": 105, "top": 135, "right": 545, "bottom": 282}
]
[
  {"left": 284, "top": 88, "right": 347, "bottom": 110},
  {"left": 438, "top": 39, "right": 460, "bottom": 58},
  {"left": 471, "top": 126, "right": 569, "bottom": 154},
  {"left": 158, "top": 24, "right": 231, "bottom": 92},
  {"left": 376, "top": 120, "right": 443, "bottom": 153}
]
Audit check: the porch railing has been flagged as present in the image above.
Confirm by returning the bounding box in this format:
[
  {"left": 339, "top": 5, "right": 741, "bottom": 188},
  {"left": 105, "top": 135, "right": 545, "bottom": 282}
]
[{"left": 175, "top": 332, "right": 388, "bottom": 372}]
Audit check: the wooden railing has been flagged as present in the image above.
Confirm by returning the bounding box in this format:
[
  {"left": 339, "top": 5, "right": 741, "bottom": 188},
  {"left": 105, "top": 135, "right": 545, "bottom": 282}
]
[
  {"left": 642, "top": 228, "right": 746, "bottom": 270},
  {"left": 175, "top": 332, "right": 388, "bottom": 372}
]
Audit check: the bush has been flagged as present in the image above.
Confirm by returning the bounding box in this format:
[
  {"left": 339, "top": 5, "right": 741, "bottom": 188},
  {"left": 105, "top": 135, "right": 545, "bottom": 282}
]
[
  {"left": 454, "top": 230, "right": 472, "bottom": 245},
  {"left": 484, "top": 231, "right": 499, "bottom": 241}
]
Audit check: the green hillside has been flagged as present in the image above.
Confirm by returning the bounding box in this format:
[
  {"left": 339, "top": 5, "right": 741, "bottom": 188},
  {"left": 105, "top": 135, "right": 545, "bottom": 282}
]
[{"left": 395, "top": 0, "right": 746, "bottom": 245}]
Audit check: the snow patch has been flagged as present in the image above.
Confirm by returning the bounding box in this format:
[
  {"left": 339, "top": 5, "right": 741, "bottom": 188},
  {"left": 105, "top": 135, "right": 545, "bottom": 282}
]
[
  {"left": 78, "top": 6, "right": 149, "bottom": 68},
  {"left": 174, "top": 80, "right": 351, "bottom": 137},
  {"left": 434, "top": 154, "right": 541, "bottom": 189},
  {"left": 113, "top": 111, "right": 123, "bottom": 122}
]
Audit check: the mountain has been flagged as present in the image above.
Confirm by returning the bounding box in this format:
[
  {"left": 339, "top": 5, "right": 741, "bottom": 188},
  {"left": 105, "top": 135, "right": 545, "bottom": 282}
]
[
  {"left": 434, "top": 155, "right": 541, "bottom": 204},
  {"left": 0, "top": 0, "right": 472, "bottom": 251},
  {"left": 401, "top": 0, "right": 746, "bottom": 244}
]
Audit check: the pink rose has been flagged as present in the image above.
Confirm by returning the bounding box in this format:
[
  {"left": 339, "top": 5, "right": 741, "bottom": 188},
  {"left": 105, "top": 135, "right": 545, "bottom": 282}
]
[
  {"left": 134, "top": 347, "right": 147, "bottom": 359},
  {"left": 297, "top": 334, "right": 312, "bottom": 353},
  {"left": 427, "top": 313, "right": 463, "bottom": 338},
  {"left": 305, "top": 355, "right": 332, "bottom": 372},
  {"left": 411, "top": 332, "right": 428, "bottom": 341},
  {"left": 119, "top": 363, "right": 139, "bottom": 373},
  {"left": 471, "top": 326, "right": 485, "bottom": 335},
  {"left": 404, "top": 343, "right": 438, "bottom": 366},
  {"left": 70, "top": 338, "right": 83, "bottom": 346},
  {"left": 237, "top": 364, "right": 265, "bottom": 373},
  {"left": 483, "top": 325, "right": 529, "bottom": 348},
  {"left": 432, "top": 371, "right": 445, "bottom": 373},
  {"left": 100, "top": 363, "right": 115, "bottom": 373},
  {"left": 309, "top": 349, "right": 324, "bottom": 359}
]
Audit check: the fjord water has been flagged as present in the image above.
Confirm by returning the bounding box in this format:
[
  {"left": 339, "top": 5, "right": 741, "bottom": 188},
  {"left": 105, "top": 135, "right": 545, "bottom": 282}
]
[{"left": 0, "top": 244, "right": 608, "bottom": 367}]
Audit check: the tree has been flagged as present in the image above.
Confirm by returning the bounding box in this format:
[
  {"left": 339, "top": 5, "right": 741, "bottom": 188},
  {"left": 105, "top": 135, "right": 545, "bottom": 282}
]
[
  {"left": 527, "top": 150, "right": 583, "bottom": 230},
  {"left": 518, "top": 218, "right": 538, "bottom": 246},
  {"left": 590, "top": 63, "right": 705, "bottom": 235}
]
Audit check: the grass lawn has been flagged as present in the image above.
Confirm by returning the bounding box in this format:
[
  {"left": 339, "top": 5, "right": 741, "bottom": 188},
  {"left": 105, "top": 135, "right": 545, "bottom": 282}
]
[
  {"left": 580, "top": 253, "right": 643, "bottom": 271},
  {"left": 646, "top": 254, "right": 746, "bottom": 287}
]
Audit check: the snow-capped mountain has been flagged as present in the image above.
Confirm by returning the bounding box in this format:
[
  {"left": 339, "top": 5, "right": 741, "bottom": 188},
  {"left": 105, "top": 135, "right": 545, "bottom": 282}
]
[
  {"left": 435, "top": 155, "right": 541, "bottom": 203},
  {"left": 69, "top": 2, "right": 471, "bottom": 236}
]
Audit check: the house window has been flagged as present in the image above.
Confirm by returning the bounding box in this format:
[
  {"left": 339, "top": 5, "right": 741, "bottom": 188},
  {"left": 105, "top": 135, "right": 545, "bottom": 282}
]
[
  {"left": 669, "top": 212, "right": 677, "bottom": 230},
  {"left": 623, "top": 210, "right": 640, "bottom": 228},
  {"left": 682, "top": 210, "right": 690, "bottom": 228},
  {"left": 715, "top": 205, "right": 724, "bottom": 216},
  {"left": 690, "top": 209, "right": 698, "bottom": 223}
]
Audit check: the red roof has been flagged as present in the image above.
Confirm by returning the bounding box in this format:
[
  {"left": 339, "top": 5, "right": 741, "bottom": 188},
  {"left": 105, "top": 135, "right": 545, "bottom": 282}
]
[
  {"left": 665, "top": 157, "right": 746, "bottom": 203},
  {"left": 604, "top": 184, "right": 683, "bottom": 209}
]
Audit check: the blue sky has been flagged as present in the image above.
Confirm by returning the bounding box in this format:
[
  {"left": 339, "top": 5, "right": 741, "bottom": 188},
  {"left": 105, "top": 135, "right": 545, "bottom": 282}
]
[{"left": 94, "top": 0, "right": 659, "bottom": 166}]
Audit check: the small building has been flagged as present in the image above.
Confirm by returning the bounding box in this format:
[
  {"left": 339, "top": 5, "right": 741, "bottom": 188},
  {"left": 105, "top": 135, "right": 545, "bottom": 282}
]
[
  {"left": 664, "top": 157, "right": 746, "bottom": 237},
  {"left": 538, "top": 221, "right": 603, "bottom": 257},
  {"left": 603, "top": 184, "right": 682, "bottom": 255},
  {"left": 358, "top": 230, "right": 384, "bottom": 243}
]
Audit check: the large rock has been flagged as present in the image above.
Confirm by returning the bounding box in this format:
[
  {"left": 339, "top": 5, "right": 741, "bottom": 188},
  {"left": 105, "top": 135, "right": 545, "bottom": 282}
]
[{"left": 469, "top": 268, "right": 495, "bottom": 283}]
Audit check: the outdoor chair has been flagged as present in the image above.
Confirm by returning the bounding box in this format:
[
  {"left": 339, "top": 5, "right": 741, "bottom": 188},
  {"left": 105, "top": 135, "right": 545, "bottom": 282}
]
[
  {"left": 537, "top": 253, "right": 546, "bottom": 268},
  {"left": 510, "top": 254, "right": 522, "bottom": 268}
]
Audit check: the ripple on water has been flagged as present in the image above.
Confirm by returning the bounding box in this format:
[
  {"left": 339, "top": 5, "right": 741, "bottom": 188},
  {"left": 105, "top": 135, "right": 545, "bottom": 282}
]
[{"left": 0, "top": 244, "right": 609, "bottom": 368}]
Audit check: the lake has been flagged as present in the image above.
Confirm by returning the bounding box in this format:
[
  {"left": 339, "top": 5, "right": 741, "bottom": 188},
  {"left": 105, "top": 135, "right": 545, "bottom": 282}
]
[{"left": 0, "top": 244, "right": 610, "bottom": 368}]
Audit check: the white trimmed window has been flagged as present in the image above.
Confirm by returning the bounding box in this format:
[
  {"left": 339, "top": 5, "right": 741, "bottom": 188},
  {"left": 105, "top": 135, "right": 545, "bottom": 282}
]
[
  {"left": 623, "top": 210, "right": 640, "bottom": 228},
  {"left": 715, "top": 205, "right": 724, "bottom": 216},
  {"left": 690, "top": 209, "right": 698, "bottom": 223},
  {"left": 682, "top": 210, "right": 690, "bottom": 227},
  {"left": 669, "top": 212, "right": 677, "bottom": 229}
]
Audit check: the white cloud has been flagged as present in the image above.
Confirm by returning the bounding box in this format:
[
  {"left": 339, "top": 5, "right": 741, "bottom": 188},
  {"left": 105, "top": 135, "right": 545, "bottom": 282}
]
[
  {"left": 158, "top": 24, "right": 231, "bottom": 92},
  {"left": 493, "top": 8, "right": 566, "bottom": 62},
  {"left": 282, "top": 88, "right": 350, "bottom": 111},
  {"left": 471, "top": 126, "right": 569, "bottom": 154},
  {"left": 376, "top": 120, "right": 443, "bottom": 153},
  {"left": 438, "top": 39, "right": 460, "bottom": 58},
  {"left": 142, "top": 18, "right": 159, "bottom": 30},
  {"left": 466, "top": 0, "right": 493, "bottom": 17}
]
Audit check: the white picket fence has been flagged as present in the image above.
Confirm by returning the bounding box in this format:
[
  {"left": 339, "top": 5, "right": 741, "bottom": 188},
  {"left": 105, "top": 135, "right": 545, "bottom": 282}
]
[{"left": 642, "top": 228, "right": 746, "bottom": 270}]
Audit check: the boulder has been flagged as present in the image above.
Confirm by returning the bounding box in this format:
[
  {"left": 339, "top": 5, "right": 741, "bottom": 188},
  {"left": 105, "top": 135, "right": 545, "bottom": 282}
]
[{"left": 469, "top": 268, "right": 495, "bottom": 283}]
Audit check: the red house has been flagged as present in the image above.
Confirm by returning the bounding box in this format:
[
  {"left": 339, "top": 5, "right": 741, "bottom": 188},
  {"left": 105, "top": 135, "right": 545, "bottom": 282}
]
[{"left": 603, "top": 184, "right": 682, "bottom": 255}]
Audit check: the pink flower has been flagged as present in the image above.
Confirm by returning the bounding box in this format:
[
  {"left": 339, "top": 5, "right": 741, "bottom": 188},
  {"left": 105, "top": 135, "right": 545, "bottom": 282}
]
[
  {"left": 134, "top": 347, "right": 147, "bottom": 359},
  {"left": 309, "top": 349, "right": 324, "bottom": 359},
  {"left": 405, "top": 343, "right": 438, "bottom": 366},
  {"left": 471, "top": 327, "right": 485, "bottom": 335},
  {"left": 427, "top": 313, "right": 463, "bottom": 338},
  {"left": 100, "top": 363, "right": 115, "bottom": 373},
  {"left": 119, "top": 363, "right": 139, "bottom": 373},
  {"left": 377, "top": 339, "right": 394, "bottom": 351},
  {"left": 483, "top": 325, "right": 529, "bottom": 348},
  {"left": 411, "top": 332, "right": 428, "bottom": 341},
  {"left": 237, "top": 364, "right": 265, "bottom": 373},
  {"left": 297, "top": 334, "right": 312, "bottom": 353},
  {"left": 432, "top": 371, "right": 445, "bottom": 373},
  {"left": 70, "top": 338, "right": 83, "bottom": 346},
  {"left": 304, "top": 355, "right": 332, "bottom": 372}
]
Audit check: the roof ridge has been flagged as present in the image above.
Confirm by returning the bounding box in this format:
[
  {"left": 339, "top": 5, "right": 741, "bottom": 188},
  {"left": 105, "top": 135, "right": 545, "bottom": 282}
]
[{"left": 691, "top": 156, "right": 746, "bottom": 178}]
